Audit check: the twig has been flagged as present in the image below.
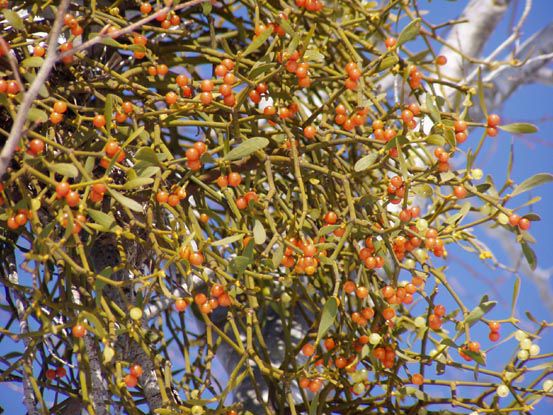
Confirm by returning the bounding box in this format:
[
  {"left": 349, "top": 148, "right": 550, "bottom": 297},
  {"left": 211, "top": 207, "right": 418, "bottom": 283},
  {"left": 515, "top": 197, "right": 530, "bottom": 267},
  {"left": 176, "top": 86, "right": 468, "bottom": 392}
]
[{"left": 0, "top": 0, "right": 70, "bottom": 178}]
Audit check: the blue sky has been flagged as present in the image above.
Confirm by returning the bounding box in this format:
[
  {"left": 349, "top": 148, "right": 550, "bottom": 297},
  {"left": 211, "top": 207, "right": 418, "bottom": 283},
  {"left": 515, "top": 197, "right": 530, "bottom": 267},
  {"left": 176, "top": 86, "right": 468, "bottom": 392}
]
[{"left": 1, "top": 1, "right": 552, "bottom": 413}]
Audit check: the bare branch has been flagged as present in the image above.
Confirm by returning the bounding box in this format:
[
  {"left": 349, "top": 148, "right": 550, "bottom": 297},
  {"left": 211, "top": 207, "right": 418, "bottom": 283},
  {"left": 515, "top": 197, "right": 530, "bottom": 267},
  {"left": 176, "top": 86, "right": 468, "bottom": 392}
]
[
  {"left": 437, "top": 0, "right": 512, "bottom": 96},
  {"left": 484, "top": 23, "right": 553, "bottom": 108}
]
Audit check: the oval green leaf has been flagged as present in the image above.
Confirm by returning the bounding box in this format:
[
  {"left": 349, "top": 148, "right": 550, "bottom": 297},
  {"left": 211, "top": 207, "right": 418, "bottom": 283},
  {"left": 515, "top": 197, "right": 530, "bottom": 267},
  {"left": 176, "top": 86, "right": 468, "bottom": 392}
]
[
  {"left": 511, "top": 173, "right": 553, "bottom": 197},
  {"left": 110, "top": 189, "right": 143, "bottom": 212},
  {"left": 498, "top": 123, "right": 538, "bottom": 134},
  {"left": 316, "top": 297, "right": 338, "bottom": 342},
  {"left": 354, "top": 153, "right": 378, "bottom": 172},
  {"left": 253, "top": 220, "right": 266, "bottom": 245},
  {"left": 224, "top": 137, "right": 269, "bottom": 161},
  {"left": 211, "top": 233, "right": 245, "bottom": 247},
  {"left": 50, "top": 163, "right": 79, "bottom": 178},
  {"left": 397, "top": 18, "right": 421, "bottom": 46}
]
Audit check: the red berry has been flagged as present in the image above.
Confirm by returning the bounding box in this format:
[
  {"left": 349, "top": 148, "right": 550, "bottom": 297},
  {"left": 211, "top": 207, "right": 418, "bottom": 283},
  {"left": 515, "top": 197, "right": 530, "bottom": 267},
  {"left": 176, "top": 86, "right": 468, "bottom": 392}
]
[
  {"left": 435, "top": 55, "right": 447, "bottom": 66},
  {"left": 384, "top": 37, "right": 397, "bottom": 49},
  {"left": 130, "top": 364, "right": 143, "bottom": 378},
  {"left": 175, "top": 298, "right": 187, "bottom": 312},
  {"left": 487, "top": 114, "right": 501, "bottom": 127},
  {"left": 518, "top": 218, "right": 531, "bottom": 230},
  {"left": 124, "top": 374, "right": 138, "bottom": 388},
  {"left": 72, "top": 323, "right": 86, "bottom": 338}
]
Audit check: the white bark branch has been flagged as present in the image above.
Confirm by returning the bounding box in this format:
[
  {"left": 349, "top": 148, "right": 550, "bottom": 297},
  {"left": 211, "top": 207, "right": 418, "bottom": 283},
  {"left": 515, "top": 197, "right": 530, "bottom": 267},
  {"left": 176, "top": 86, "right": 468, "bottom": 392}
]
[
  {"left": 3, "top": 253, "right": 39, "bottom": 415},
  {"left": 437, "top": 0, "right": 512, "bottom": 98},
  {"left": 484, "top": 22, "right": 553, "bottom": 109},
  {"left": 71, "top": 287, "right": 109, "bottom": 415}
]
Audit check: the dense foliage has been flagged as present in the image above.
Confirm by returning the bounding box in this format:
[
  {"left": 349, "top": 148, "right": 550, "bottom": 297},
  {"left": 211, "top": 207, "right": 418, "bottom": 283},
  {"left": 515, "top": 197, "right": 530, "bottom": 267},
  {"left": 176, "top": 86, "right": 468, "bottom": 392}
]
[{"left": 0, "top": 0, "right": 551, "bottom": 414}]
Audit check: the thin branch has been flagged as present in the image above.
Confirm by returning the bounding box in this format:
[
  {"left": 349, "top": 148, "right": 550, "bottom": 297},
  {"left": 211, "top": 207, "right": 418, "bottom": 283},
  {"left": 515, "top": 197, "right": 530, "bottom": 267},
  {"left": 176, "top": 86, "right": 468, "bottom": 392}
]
[
  {"left": 0, "top": 0, "right": 70, "bottom": 178},
  {"left": 58, "top": 0, "right": 210, "bottom": 61}
]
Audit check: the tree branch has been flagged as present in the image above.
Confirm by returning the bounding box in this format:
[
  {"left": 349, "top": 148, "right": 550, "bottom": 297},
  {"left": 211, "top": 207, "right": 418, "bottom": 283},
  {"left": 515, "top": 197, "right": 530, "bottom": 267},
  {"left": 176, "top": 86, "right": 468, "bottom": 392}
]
[
  {"left": 437, "top": 0, "right": 512, "bottom": 97},
  {"left": 2, "top": 251, "right": 40, "bottom": 415},
  {"left": 0, "top": 0, "right": 70, "bottom": 178},
  {"left": 485, "top": 22, "right": 553, "bottom": 109}
]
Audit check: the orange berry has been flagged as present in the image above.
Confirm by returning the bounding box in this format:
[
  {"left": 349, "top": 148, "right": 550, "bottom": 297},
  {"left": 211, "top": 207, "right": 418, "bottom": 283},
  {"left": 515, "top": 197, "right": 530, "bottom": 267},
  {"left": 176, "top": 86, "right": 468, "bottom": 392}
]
[
  {"left": 72, "top": 323, "right": 86, "bottom": 338},
  {"left": 55, "top": 182, "right": 70, "bottom": 199},
  {"left": 28, "top": 139, "right": 45, "bottom": 155},
  {"left": 175, "top": 298, "right": 187, "bottom": 312},
  {"left": 65, "top": 191, "right": 80, "bottom": 207},
  {"left": 124, "top": 374, "right": 138, "bottom": 388},
  {"left": 189, "top": 252, "right": 204, "bottom": 266},
  {"left": 301, "top": 343, "right": 315, "bottom": 357},
  {"left": 412, "top": 373, "right": 424, "bottom": 385},
  {"left": 228, "top": 172, "right": 242, "bottom": 187},
  {"left": 130, "top": 364, "right": 143, "bottom": 377},
  {"left": 93, "top": 114, "right": 106, "bottom": 129},
  {"left": 156, "top": 191, "right": 169, "bottom": 204}
]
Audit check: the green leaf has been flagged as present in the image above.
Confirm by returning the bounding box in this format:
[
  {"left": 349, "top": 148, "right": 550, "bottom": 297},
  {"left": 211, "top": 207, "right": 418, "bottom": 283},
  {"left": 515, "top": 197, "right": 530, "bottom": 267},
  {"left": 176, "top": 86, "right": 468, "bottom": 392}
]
[
  {"left": 304, "top": 47, "right": 324, "bottom": 62},
  {"left": 511, "top": 277, "right": 520, "bottom": 314},
  {"left": 446, "top": 201, "right": 471, "bottom": 225},
  {"left": 80, "top": 311, "right": 107, "bottom": 338},
  {"left": 123, "top": 178, "right": 154, "bottom": 189},
  {"left": 87, "top": 209, "right": 116, "bottom": 230},
  {"left": 253, "top": 220, "right": 266, "bottom": 245},
  {"left": 317, "top": 224, "right": 341, "bottom": 236},
  {"left": 499, "top": 123, "right": 538, "bottom": 134},
  {"left": 242, "top": 29, "right": 272, "bottom": 57},
  {"left": 464, "top": 349, "right": 486, "bottom": 365},
  {"left": 440, "top": 338, "right": 459, "bottom": 349},
  {"left": 377, "top": 54, "right": 399, "bottom": 72},
  {"left": 135, "top": 147, "right": 160, "bottom": 165},
  {"left": 109, "top": 189, "right": 143, "bottom": 212},
  {"left": 27, "top": 108, "right": 48, "bottom": 123},
  {"left": 100, "top": 36, "right": 122, "bottom": 48},
  {"left": 316, "top": 297, "right": 338, "bottom": 342},
  {"left": 354, "top": 153, "right": 378, "bottom": 172},
  {"left": 278, "top": 18, "right": 294, "bottom": 36},
  {"left": 50, "top": 163, "right": 79, "bottom": 178},
  {"left": 272, "top": 243, "right": 284, "bottom": 268},
  {"left": 122, "top": 126, "right": 146, "bottom": 147},
  {"left": 511, "top": 173, "right": 553, "bottom": 197},
  {"left": 383, "top": 135, "right": 408, "bottom": 152},
  {"left": 21, "top": 57, "right": 44, "bottom": 68},
  {"left": 425, "top": 134, "right": 445, "bottom": 146},
  {"left": 464, "top": 297, "right": 496, "bottom": 327},
  {"left": 3, "top": 9, "right": 24, "bottom": 31},
  {"left": 229, "top": 256, "right": 250, "bottom": 275},
  {"left": 444, "top": 127, "right": 456, "bottom": 148},
  {"left": 412, "top": 184, "right": 433, "bottom": 197},
  {"left": 425, "top": 94, "right": 441, "bottom": 122},
  {"left": 224, "top": 137, "right": 269, "bottom": 161},
  {"left": 211, "top": 233, "right": 245, "bottom": 247},
  {"left": 137, "top": 165, "right": 160, "bottom": 178},
  {"left": 103, "top": 346, "right": 115, "bottom": 364},
  {"left": 249, "top": 62, "right": 276, "bottom": 79},
  {"left": 396, "top": 140, "right": 408, "bottom": 177},
  {"left": 522, "top": 213, "right": 540, "bottom": 222},
  {"left": 397, "top": 18, "right": 421, "bottom": 46},
  {"left": 521, "top": 241, "right": 537, "bottom": 270},
  {"left": 201, "top": 1, "right": 212, "bottom": 15}
]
